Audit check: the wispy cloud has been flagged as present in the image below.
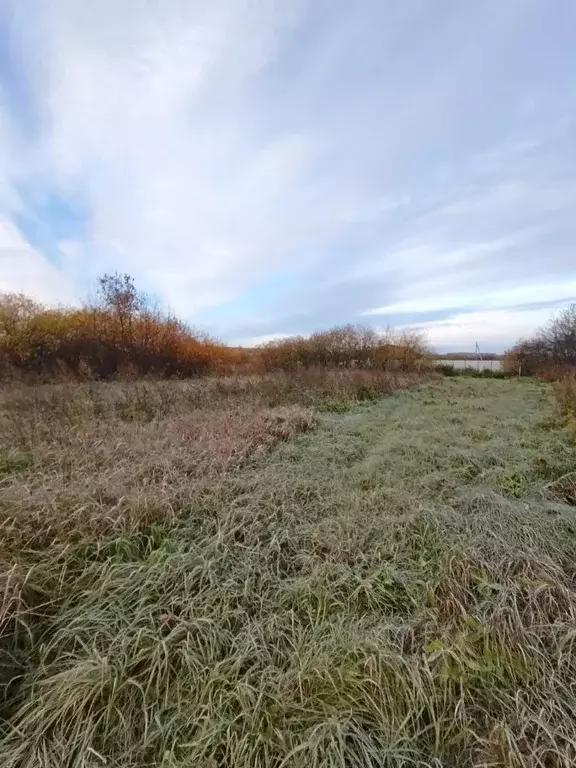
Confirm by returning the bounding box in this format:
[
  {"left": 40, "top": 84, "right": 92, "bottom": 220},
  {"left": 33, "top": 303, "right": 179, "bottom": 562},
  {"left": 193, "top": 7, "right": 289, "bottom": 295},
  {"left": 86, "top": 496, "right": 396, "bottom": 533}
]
[
  {"left": 1, "top": 0, "right": 576, "bottom": 348},
  {"left": 364, "top": 278, "right": 576, "bottom": 319}
]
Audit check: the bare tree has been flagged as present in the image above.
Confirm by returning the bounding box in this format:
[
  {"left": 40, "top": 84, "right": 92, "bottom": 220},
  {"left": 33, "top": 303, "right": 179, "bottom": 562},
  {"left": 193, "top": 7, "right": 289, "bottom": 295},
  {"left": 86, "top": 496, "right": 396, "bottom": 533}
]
[
  {"left": 505, "top": 304, "right": 576, "bottom": 374},
  {"left": 97, "top": 273, "right": 145, "bottom": 342}
]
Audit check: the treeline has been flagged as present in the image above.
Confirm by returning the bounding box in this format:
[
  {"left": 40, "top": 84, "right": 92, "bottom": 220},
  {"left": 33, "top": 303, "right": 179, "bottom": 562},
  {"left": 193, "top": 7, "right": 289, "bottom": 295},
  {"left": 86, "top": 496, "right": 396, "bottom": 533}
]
[
  {"left": 0, "top": 274, "right": 430, "bottom": 380},
  {"left": 504, "top": 304, "right": 576, "bottom": 377}
]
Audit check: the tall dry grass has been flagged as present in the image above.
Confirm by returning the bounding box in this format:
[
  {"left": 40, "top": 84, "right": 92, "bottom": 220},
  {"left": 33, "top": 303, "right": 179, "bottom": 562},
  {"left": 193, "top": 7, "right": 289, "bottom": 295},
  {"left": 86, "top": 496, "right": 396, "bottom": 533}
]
[
  {"left": 555, "top": 374, "right": 576, "bottom": 425},
  {"left": 546, "top": 374, "right": 576, "bottom": 505},
  {"left": 0, "top": 369, "right": 428, "bottom": 550},
  {"left": 0, "top": 366, "right": 432, "bottom": 748}
]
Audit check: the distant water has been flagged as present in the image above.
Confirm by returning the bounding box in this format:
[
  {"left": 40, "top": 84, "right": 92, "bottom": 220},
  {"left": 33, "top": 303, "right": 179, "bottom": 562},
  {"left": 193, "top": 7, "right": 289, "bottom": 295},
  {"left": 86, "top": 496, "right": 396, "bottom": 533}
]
[{"left": 437, "top": 359, "right": 501, "bottom": 371}]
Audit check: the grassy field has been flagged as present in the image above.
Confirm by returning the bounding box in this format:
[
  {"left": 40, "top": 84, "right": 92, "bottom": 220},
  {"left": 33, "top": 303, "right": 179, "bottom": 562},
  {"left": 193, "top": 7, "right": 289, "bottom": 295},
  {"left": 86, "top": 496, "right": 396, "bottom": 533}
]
[{"left": 2, "top": 376, "right": 576, "bottom": 766}]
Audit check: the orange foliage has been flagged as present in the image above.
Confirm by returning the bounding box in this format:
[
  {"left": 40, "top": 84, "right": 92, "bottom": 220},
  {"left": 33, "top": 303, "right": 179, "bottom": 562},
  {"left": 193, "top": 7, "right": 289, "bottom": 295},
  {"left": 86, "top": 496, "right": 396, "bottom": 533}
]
[
  {"left": 257, "top": 324, "right": 430, "bottom": 371},
  {"left": 0, "top": 278, "right": 233, "bottom": 380},
  {"left": 0, "top": 280, "right": 430, "bottom": 380}
]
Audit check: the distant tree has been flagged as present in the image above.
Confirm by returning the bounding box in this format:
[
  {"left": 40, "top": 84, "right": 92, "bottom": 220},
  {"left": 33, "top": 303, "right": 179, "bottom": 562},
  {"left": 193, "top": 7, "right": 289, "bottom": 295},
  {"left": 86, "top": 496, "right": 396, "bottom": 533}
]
[
  {"left": 97, "top": 273, "right": 145, "bottom": 342},
  {"left": 98, "top": 272, "right": 141, "bottom": 317},
  {"left": 544, "top": 304, "right": 576, "bottom": 365},
  {"left": 505, "top": 304, "right": 576, "bottom": 375}
]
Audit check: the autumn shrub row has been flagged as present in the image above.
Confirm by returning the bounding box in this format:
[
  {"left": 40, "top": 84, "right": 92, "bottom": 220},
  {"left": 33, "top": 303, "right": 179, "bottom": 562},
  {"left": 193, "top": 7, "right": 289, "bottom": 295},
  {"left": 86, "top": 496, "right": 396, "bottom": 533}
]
[
  {"left": 0, "top": 305, "right": 236, "bottom": 379},
  {"left": 258, "top": 325, "right": 430, "bottom": 371},
  {"left": 0, "top": 278, "right": 242, "bottom": 380},
  {"left": 0, "top": 276, "right": 431, "bottom": 380}
]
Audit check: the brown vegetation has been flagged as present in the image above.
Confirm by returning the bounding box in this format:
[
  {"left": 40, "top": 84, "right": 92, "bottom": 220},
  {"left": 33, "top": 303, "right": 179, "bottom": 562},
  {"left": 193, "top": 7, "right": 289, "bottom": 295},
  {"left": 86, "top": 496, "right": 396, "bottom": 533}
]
[
  {"left": 0, "top": 272, "right": 433, "bottom": 557},
  {"left": 0, "top": 277, "right": 238, "bottom": 380},
  {"left": 554, "top": 372, "right": 576, "bottom": 438},
  {"left": 259, "top": 325, "right": 429, "bottom": 371},
  {"left": 0, "top": 275, "right": 442, "bottom": 764},
  {"left": 0, "top": 368, "right": 428, "bottom": 552},
  {"left": 504, "top": 304, "right": 576, "bottom": 377},
  {"left": 0, "top": 276, "right": 431, "bottom": 381}
]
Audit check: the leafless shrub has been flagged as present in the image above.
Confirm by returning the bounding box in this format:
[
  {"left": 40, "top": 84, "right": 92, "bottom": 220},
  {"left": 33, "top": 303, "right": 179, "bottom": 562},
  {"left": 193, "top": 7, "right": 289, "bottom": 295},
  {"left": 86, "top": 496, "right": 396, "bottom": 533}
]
[{"left": 505, "top": 304, "right": 576, "bottom": 377}]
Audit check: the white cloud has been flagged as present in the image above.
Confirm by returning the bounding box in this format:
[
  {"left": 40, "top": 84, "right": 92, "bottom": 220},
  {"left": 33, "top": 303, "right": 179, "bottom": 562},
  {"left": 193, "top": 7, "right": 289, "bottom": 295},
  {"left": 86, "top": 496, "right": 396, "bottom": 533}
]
[
  {"left": 1, "top": 0, "right": 575, "bottom": 349},
  {"left": 0, "top": 220, "right": 76, "bottom": 305},
  {"left": 399, "top": 307, "right": 556, "bottom": 351},
  {"left": 0, "top": 1, "right": 319, "bottom": 307},
  {"left": 364, "top": 278, "right": 576, "bottom": 318},
  {"left": 23, "top": 0, "right": 317, "bottom": 314}
]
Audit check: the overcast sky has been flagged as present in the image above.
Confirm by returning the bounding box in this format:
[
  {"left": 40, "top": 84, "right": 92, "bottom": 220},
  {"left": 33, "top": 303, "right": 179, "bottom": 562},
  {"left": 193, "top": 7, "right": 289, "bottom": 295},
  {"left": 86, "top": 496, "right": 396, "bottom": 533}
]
[{"left": 1, "top": 1, "right": 575, "bottom": 351}]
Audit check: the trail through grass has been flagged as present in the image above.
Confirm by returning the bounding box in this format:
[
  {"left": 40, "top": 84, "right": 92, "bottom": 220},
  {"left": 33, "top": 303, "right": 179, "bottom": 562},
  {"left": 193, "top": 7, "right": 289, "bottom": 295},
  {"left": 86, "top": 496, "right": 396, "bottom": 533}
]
[{"left": 2, "top": 378, "right": 576, "bottom": 767}]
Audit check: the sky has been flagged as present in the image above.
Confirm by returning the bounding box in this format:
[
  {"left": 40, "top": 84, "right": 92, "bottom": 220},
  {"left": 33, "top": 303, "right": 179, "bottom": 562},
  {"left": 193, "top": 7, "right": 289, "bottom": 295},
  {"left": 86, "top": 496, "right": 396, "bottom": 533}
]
[{"left": 1, "top": 1, "right": 575, "bottom": 352}]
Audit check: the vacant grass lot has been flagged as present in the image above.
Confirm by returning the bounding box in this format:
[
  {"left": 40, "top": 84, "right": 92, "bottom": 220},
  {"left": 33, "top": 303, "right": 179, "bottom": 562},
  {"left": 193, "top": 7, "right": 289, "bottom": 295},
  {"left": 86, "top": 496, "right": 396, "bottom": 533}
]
[{"left": 2, "top": 377, "right": 576, "bottom": 767}]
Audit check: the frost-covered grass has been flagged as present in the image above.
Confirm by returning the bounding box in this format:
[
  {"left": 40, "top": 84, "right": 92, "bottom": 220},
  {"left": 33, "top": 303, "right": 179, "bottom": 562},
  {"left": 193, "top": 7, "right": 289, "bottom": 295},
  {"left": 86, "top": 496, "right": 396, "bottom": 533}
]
[{"left": 2, "top": 377, "right": 576, "bottom": 767}]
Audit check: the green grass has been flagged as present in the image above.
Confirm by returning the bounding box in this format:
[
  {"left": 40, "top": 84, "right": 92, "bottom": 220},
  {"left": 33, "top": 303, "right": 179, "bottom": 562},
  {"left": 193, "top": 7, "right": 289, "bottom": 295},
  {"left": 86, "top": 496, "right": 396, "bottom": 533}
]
[{"left": 2, "top": 378, "right": 576, "bottom": 767}]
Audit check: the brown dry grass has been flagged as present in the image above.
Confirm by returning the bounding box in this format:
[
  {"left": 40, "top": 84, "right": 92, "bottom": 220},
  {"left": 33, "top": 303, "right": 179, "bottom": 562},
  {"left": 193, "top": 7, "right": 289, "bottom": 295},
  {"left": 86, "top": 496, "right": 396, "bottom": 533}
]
[
  {"left": 0, "top": 369, "right": 427, "bottom": 551},
  {"left": 0, "top": 388, "right": 311, "bottom": 550},
  {"left": 555, "top": 374, "right": 576, "bottom": 422}
]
